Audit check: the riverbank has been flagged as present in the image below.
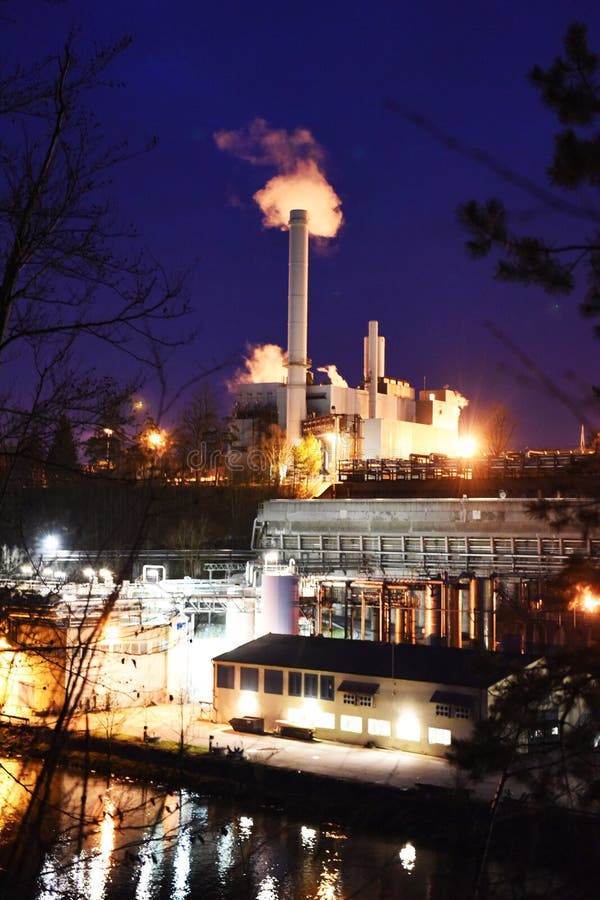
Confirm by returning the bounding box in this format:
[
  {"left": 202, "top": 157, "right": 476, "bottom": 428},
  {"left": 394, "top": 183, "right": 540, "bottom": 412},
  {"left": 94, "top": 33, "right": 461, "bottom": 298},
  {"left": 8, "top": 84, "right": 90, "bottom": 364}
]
[{"left": 1, "top": 719, "right": 597, "bottom": 892}]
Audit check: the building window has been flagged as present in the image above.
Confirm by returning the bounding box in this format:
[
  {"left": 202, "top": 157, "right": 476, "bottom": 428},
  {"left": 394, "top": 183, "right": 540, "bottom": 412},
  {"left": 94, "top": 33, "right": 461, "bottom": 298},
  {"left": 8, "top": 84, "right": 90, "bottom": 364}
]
[
  {"left": 428, "top": 727, "right": 451, "bottom": 746},
  {"left": 304, "top": 673, "right": 318, "bottom": 698},
  {"left": 315, "top": 711, "right": 335, "bottom": 729},
  {"left": 358, "top": 695, "right": 373, "bottom": 707},
  {"left": 288, "top": 671, "right": 302, "bottom": 697},
  {"left": 368, "top": 718, "right": 391, "bottom": 737},
  {"left": 240, "top": 667, "right": 259, "bottom": 692},
  {"left": 264, "top": 669, "right": 283, "bottom": 695},
  {"left": 216, "top": 664, "right": 235, "bottom": 690},
  {"left": 343, "top": 693, "right": 356, "bottom": 705},
  {"left": 454, "top": 706, "right": 471, "bottom": 720},
  {"left": 341, "top": 715, "right": 362, "bottom": 734},
  {"left": 320, "top": 675, "right": 334, "bottom": 701},
  {"left": 435, "top": 704, "right": 452, "bottom": 718}
]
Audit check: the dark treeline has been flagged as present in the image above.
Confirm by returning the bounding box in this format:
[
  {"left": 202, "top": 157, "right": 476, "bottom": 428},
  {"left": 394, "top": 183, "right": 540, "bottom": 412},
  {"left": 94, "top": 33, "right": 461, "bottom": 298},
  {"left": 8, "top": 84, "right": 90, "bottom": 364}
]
[{"left": 0, "top": 479, "right": 273, "bottom": 560}]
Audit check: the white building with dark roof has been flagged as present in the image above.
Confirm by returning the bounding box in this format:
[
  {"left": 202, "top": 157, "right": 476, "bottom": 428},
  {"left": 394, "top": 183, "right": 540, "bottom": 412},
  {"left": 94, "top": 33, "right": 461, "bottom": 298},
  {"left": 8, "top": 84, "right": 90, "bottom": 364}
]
[{"left": 213, "top": 633, "right": 522, "bottom": 758}]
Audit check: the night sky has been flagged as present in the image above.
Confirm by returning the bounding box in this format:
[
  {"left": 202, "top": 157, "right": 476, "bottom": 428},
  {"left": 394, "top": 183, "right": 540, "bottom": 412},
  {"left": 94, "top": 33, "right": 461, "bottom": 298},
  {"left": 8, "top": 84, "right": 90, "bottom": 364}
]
[{"left": 7, "top": 0, "right": 600, "bottom": 449}]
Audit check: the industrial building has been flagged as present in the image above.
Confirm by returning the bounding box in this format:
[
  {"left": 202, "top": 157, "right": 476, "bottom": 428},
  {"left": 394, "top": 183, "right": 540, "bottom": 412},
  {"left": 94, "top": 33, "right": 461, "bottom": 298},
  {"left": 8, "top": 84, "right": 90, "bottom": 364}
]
[
  {"left": 232, "top": 210, "right": 467, "bottom": 459},
  {"left": 212, "top": 633, "right": 522, "bottom": 758},
  {"left": 251, "top": 494, "right": 600, "bottom": 654}
]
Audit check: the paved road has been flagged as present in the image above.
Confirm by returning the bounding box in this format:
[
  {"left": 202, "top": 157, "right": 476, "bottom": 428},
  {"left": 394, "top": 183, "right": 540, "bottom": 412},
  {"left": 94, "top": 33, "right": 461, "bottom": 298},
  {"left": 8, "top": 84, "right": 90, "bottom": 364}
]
[{"left": 72, "top": 702, "right": 500, "bottom": 803}]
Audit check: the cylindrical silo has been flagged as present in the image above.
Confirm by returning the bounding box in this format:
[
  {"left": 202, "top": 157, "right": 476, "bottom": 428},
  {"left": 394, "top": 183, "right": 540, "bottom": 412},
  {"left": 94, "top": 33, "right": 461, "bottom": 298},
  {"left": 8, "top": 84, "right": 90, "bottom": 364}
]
[{"left": 259, "top": 573, "right": 300, "bottom": 635}]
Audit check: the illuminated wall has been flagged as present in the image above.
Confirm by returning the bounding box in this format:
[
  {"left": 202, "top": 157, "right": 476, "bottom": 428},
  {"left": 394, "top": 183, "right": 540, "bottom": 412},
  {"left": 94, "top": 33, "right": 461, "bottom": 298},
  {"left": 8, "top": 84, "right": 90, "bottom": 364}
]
[{"left": 213, "top": 659, "right": 484, "bottom": 759}]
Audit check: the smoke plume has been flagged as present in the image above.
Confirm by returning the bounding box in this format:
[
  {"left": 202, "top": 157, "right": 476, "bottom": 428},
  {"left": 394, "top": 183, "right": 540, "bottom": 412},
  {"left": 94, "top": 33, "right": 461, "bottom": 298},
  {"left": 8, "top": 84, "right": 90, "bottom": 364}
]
[
  {"left": 231, "top": 344, "right": 287, "bottom": 386},
  {"left": 317, "top": 365, "right": 348, "bottom": 387},
  {"left": 215, "top": 118, "right": 343, "bottom": 238}
]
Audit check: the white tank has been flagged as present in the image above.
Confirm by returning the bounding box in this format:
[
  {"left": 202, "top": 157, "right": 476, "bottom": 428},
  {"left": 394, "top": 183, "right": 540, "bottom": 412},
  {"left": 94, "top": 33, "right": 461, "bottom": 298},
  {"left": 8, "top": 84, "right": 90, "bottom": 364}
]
[{"left": 259, "top": 573, "right": 299, "bottom": 635}]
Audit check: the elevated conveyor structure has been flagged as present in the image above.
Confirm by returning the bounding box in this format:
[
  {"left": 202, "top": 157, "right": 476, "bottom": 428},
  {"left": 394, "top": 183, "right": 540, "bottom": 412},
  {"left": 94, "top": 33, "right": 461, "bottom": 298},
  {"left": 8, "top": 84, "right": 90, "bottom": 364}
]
[{"left": 252, "top": 497, "right": 599, "bottom": 579}]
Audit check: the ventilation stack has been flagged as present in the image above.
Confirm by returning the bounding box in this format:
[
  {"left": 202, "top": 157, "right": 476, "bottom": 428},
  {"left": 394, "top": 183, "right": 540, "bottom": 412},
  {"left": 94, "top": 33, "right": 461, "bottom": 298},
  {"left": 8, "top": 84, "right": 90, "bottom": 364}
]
[
  {"left": 286, "top": 209, "right": 309, "bottom": 444},
  {"left": 363, "top": 320, "right": 385, "bottom": 419}
]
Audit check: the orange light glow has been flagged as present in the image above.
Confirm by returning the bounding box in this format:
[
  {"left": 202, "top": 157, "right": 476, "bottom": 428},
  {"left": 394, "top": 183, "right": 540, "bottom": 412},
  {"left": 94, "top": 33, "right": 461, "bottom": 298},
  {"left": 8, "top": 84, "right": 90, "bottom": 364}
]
[
  {"left": 568, "top": 583, "right": 600, "bottom": 614},
  {"left": 458, "top": 436, "right": 477, "bottom": 458},
  {"left": 146, "top": 429, "right": 166, "bottom": 451}
]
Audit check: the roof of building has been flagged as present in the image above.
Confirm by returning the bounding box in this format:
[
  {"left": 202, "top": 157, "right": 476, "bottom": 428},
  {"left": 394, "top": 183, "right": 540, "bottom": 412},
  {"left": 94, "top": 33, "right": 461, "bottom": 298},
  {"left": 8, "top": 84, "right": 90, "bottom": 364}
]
[{"left": 213, "top": 634, "right": 526, "bottom": 689}]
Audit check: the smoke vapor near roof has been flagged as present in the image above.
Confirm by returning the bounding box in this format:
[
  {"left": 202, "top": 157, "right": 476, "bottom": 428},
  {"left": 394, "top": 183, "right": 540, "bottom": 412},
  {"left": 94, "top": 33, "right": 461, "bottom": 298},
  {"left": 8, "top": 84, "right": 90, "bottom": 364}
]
[
  {"left": 215, "top": 118, "right": 343, "bottom": 238},
  {"left": 229, "top": 343, "right": 287, "bottom": 387},
  {"left": 317, "top": 365, "right": 348, "bottom": 387}
]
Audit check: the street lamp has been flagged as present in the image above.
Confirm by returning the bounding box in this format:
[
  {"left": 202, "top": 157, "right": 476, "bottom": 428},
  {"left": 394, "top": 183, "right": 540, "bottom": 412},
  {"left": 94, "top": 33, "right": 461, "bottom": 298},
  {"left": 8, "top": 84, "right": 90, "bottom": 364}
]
[
  {"left": 42, "top": 534, "right": 60, "bottom": 555},
  {"left": 146, "top": 429, "right": 166, "bottom": 451}
]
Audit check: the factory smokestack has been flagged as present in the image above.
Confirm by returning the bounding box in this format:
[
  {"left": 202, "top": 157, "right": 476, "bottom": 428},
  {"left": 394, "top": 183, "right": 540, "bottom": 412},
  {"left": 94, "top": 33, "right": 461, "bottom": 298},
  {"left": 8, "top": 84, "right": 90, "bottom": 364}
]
[
  {"left": 286, "top": 209, "right": 309, "bottom": 444},
  {"left": 364, "top": 320, "right": 385, "bottom": 419}
]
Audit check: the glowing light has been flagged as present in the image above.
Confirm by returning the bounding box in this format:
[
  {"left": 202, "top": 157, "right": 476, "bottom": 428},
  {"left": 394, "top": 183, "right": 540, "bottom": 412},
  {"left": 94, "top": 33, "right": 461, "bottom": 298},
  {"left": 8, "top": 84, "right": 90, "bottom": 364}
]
[
  {"left": 315, "top": 851, "right": 342, "bottom": 900},
  {"left": 104, "top": 625, "right": 119, "bottom": 644},
  {"left": 256, "top": 874, "right": 279, "bottom": 900},
  {"left": 83, "top": 567, "right": 96, "bottom": 581},
  {"left": 568, "top": 583, "right": 600, "bottom": 614},
  {"left": 239, "top": 816, "right": 253, "bottom": 839},
  {"left": 301, "top": 825, "right": 317, "bottom": 849},
  {"left": 172, "top": 828, "right": 192, "bottom": 900},
  {"left": 238, "top": 691, "right": 258, "bottom": 715},
  {"left": 98, "top": 568, "right": 113, "bottom": 583},
  {"left": 264, "top": 551, "right": 279, "bottom": 568},
  {"left": 146, "top": 429, "right": 166, "bottom": 451},
  {"left": 20, "top": 564, "right": 33, "bottom": 576},
  {"left": 458, "top": 436, "right": 477, "bottom": 458},
  {"left": 86, "top": 795, "right": 116, "bottom": 900},
  {"left": 397, "top": 711, "right": 421, "bottom": 742},
  {"left": 399, "top": 841, "right": 416, "bottom": 872},
  {"left": 42, "top": 534, "right": 60, "bottom": 553}
]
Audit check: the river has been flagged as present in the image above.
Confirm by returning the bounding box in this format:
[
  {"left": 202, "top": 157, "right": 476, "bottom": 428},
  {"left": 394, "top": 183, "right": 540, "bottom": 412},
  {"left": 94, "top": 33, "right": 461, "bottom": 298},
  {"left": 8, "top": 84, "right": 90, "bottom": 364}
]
[{"left": 0, "top": 760, "right": 588, "bottom": 898}]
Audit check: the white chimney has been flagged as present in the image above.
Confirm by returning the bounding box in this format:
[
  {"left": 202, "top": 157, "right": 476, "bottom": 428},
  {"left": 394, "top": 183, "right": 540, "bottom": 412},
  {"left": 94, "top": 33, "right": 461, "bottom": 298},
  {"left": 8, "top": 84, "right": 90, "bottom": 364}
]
[
  {"left": 286, "top": 209, "right": 309, "bottom": 444},
  {"left": 367, "top": 320, "right": 379, "bottom": 419}
]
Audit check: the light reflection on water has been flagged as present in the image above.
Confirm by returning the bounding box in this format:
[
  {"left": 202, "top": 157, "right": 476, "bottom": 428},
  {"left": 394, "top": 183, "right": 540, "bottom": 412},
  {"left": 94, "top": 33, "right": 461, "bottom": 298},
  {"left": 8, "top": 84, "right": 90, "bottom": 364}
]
[{"left": 0, "top": 764, "right": 478, "bottom": 899}]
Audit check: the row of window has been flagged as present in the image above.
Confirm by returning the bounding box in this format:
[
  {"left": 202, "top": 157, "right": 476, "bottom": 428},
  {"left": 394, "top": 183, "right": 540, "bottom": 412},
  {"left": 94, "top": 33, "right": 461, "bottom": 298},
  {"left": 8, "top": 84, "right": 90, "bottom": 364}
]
[
  {"left": 285, "top": 708, "right": 452, "bottom": 746},
  {"left": 342, "top": 692, "right": 373, "bottom": 707},
  {"left": 217, "top": 664, "right": 341, "bottom": 703},
  {"left": 435, "top": 703, "right": 471, "bottom": 720}
]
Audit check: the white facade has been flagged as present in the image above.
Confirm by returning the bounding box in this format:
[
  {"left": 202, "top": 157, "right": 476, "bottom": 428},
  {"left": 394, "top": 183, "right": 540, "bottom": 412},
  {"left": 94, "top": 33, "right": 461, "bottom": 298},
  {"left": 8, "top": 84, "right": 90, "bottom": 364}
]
[{"left": 213, "top": 637, "right": 499, "bottom": 759}]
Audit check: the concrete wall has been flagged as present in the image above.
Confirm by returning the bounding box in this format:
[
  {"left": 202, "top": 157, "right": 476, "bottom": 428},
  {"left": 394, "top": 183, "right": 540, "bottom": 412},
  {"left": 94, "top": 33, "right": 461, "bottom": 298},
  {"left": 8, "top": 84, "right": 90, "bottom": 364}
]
[{"left": 254, "top": 496, "right": 580, "bottom": 538}]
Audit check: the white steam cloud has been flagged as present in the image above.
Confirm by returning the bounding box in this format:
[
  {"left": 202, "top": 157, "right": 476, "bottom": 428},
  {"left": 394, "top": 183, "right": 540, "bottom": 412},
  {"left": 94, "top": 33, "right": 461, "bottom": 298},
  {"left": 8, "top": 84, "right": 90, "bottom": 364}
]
[
  {"left": 231, "top": 343, "right": 287, "bottom": 386},
  {"left": 215, "top": 118, "right": 343, "bottom": 238},
  {"left": 317, "top": 365, "right": 348, "bottom": 387}
]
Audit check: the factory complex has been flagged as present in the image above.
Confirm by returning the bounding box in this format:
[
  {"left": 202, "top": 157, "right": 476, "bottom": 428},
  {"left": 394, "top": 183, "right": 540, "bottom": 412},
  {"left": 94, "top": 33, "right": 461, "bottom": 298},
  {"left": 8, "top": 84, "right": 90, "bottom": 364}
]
[{"left": 2, "top": 210, "right": 599, "bottom": 761}]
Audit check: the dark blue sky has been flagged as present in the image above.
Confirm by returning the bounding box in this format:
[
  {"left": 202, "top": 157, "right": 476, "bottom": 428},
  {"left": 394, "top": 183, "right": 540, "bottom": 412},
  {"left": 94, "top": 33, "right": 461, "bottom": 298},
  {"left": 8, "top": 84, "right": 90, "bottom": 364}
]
[{"left": 8, "top": 0, "right": 600, "bottom": 448}]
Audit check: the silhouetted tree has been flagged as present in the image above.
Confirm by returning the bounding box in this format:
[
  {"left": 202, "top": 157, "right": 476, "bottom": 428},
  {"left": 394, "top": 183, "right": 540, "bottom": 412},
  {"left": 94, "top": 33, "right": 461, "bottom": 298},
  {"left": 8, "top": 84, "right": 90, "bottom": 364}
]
[
  {"left": 459, "top": 23, "right": 600, "bottom": 340},
  {"left": 482, "top": 404, "right": 517, "bottom": 456},
  {"left": 177, "top": 383, "right": 229, "bottom": 484},
  {"left": 46, "top": 413, "right": 79, "bottom": 482}
]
